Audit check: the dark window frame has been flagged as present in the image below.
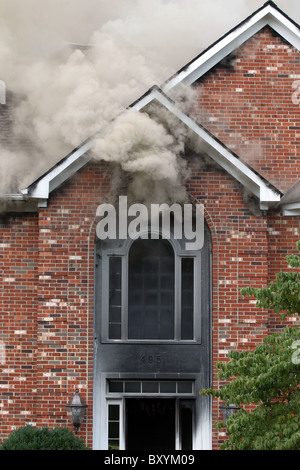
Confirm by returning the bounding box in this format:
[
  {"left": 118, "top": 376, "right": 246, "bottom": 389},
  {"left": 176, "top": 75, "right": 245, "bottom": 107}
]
[{"left": 99, "top": 231, "right": 201, "bottom": 344}]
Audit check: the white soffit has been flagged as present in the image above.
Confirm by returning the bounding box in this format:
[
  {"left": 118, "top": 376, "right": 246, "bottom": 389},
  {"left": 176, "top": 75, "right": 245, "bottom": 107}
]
[
  {"left": 279, "top": 180, "right": 300, "bottom": 215},
  {"left": 162, "top": 2, "right": 300, "bottom": 92},
  {"left": 281, "top": 203, "right": 300, "bottom": 216}
]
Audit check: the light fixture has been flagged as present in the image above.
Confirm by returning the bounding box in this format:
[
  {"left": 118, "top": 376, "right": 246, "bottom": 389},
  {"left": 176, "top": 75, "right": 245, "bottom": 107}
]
[
  {"left": 219, "top": 403, "right": 241, "bottom": 427},
  {"left": 66, "top": 389, "right": 88, "bottom": 434}
]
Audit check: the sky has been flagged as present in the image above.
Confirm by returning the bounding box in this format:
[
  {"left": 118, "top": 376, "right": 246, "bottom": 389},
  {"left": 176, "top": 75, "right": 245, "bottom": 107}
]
[
  {"left": 0, "top": 0, "right": 299, "bottom": 194},
  {"left": 0, "top": 1, "right": 298, "bottom": 70}
]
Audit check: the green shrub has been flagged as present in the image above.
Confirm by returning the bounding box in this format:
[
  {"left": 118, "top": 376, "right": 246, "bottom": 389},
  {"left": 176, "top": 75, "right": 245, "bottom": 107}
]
[{"left": 0, "top": 425, "right": 89, "bottom": 450}]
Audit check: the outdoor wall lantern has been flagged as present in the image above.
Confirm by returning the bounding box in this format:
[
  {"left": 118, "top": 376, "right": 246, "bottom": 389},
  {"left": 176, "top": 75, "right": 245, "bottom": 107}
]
[
  {"left": 219, "top": 403, "right": 241, "bottom": 429},
  {"left": 66, "top": 389, "right": 88, "bottom": 434}
]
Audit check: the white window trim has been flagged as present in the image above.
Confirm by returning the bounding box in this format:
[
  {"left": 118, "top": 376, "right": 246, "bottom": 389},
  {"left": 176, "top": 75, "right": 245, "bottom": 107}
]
[{"left": 106, "top": 399, "right": 125, "bottom": 450}]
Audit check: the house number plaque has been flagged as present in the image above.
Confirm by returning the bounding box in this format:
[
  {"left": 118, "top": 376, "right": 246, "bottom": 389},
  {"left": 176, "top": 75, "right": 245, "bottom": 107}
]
[{"left": 139, "top": 354, "right": 162, "bottom": 365}]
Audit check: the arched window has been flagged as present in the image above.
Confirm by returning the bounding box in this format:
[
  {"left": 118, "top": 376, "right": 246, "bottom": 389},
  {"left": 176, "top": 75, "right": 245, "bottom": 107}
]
[
  {"left": 98, "top": 231, "right": 201, "bottom": 343},
  {"left": 128, "top": 238, "right": 175, "bottom": 340}
]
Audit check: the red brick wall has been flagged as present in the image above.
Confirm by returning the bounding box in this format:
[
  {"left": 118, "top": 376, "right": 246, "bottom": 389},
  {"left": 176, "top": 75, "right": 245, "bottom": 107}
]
[
  {"left": 0, "top": 213, "right": 38, "bottom": 436},
  {"left": 33, "top": 162, "right": 111, "bottom": 449},
  {"left": 192, "top": 26, "right": 300, "bottom": 193},
  {"left": 0, "top": 163, "right": 112, "bottom": 449}
]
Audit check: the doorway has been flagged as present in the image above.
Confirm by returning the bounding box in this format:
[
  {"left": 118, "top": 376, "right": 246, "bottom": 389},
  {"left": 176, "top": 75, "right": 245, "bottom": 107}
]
[
  {"left": 125, "top": 397, "right": 194, "bottom": 450},
  {"left": 126, "top": 398, "right": 175, "bottom": 450},
  {"left": 94, "top": 223, "right": 212, "bottom": 450}
]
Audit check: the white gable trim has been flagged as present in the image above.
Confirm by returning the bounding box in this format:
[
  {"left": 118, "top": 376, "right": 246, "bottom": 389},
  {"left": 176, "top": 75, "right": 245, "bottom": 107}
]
[
  {"left": 162, "top": 2, "right": 300, "bottom": 92},
  {"left": 279, "top": 180, "right": 300, "bottom": 215},
  {"left": 20, "top": 86, "right": 281, "bottom": 210},
  {"left": 133, "top": 87, "right": 281, "bottom": 209},
  {"left": 16, "top": 2, "right": 296, "bottom": 212}
]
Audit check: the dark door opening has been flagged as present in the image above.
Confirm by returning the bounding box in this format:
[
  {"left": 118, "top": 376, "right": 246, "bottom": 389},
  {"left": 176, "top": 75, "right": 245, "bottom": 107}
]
[{"left": 126, "top": 398, "right": 175, "bottom": 450}]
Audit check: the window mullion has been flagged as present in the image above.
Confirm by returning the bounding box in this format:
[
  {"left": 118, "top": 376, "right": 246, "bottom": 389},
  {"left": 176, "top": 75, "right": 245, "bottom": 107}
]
[
  {"left": 122, "top": 255, "right": 128, "bottom": 341},
  {"left": 175, "top": 255, "right": 181, "bottom": 341},
  {"left": 194, "top": 255, "right": 201, "bottom": 342},
  {"left": 102, "top": 252, "right": 110, "bottom": 342},
  {"left": 181, "top": 256, "right": 195, "bottom": 341}
]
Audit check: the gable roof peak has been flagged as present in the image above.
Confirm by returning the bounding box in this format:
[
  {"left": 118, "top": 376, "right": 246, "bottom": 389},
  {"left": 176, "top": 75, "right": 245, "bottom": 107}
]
[
  {"left": 264, "top": 1, "right": 278, "bottom": 8},
  {"left": 162, "top": 0, "right": 300, "bottom": 93},
  {"left": 19, "top": 85, "right": 281, "bottom": 212}
]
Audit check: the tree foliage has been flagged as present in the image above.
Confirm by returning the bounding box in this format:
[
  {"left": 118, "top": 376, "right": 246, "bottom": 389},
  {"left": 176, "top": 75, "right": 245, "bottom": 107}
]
[{"left": 201, "top": 242, "right": 300, "bottom": 450}]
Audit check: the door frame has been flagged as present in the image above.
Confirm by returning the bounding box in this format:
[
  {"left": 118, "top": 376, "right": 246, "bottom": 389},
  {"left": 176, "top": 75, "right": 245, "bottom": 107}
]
[{"left": 96, "top": 374, "right": 211, "bottom": 450}]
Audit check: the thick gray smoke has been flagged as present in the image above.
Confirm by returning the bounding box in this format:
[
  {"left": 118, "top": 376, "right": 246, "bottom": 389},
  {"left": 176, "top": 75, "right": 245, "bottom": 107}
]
[
  {"left": 0, "top": 0, "right": 298, "bottom": 198},
  {"left": 92, "top": 106, "right": 189, "bottom": 205}
]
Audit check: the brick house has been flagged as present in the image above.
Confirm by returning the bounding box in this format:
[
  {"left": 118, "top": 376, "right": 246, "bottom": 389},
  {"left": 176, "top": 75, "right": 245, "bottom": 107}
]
[{"left": 0, "top": 1, "right": 299, "bottom": 450}]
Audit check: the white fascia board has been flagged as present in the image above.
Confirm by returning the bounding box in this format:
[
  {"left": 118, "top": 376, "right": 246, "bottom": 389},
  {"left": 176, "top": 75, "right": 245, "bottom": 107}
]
[
  {"left": 281, "top": 202, "right": 300, "bottom": 216},
  {"left": 0, "top": 194, "right": 39, "bottom": 212},
  {"left": 270, "top": 8, "right": 300, "bottom": 47},
  {"left": 21, "top": 139, "right": 93, "bottom": 201},
  {"left": 134, "top": 87, "right": 281, "bottom": 207},
  {"left": 163, "top": 5, "right": 300, "bottom": 92},
  {"left": 19, "top": 84, "right": 281, "bottom": 209}
]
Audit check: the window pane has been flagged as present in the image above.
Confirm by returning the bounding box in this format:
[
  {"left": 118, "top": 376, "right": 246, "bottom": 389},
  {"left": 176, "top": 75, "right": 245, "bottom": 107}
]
[
  {"left": 108, "top": 439, "right": 120, "bottom": 450},
  {"left": 128, "top": 238, "right": 175, "bottom": 340},
  {"left": 107, "top": 380, "right": 194, "bottom": 396},
  {"left": 109, "top": 257, "right": 122, "bottom": 340},
  {"left": 109, "top": 306, "right": 121, "bottom": 323},
  {"left": 109, "top": 324, "right": 121, "bottom": 340},
  {"left": 109, "top": 381, "right": 124, "bottom": 393},
  {"left": 108, "top": 404, "right": 120, "bottom": 450},
  {"left": 160, "top": 310, "right": 174, "bottom": 339},
  {"left": 180, "top": 401, "right": 193, "bottom": 450},
  {"left": 160, "top": 381, "right": 176, "bottom": 393},
  {"left": 142, "top": 381, "right": 159, "bottom": 393},
  {"left": 181, "top": 258, "right": 194, "bottom": 340},
  {"left": 125, "top": 381, "right": 141, "bottom": 393},
  {"left": 178, "top": 381, "right": 193, "bottom": 394},
  {"left": 109, "top": 405, "right": 119, "bottom": 421},
  {"left": 108, "top": 421, "right": 119, "bottom": 438}
]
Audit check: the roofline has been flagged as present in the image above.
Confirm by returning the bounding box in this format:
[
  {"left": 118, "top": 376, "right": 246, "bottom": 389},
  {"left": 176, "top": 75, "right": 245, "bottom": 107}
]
[
  {"left": 22, "top": 137, "right": 93, "bottom": 192},
  {"left": 162, "top": 1, "right": 300, "bottom": 92},
  {"left": 19, "top": 85, "right": 281, "bottom": 211}
]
